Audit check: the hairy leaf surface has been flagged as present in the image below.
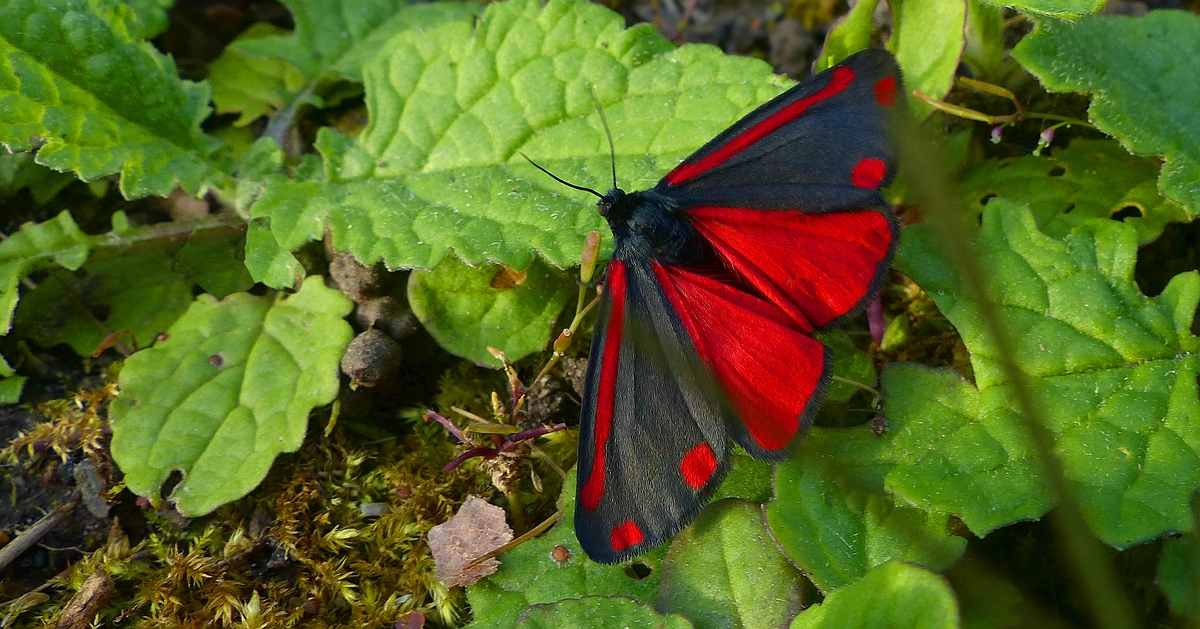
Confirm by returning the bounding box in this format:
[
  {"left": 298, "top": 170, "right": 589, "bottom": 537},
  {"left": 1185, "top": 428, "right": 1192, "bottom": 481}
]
[
  {"left": 109, "top": 277, "right": 353, "bottom": 515},
  {"left": 888, "top": 199, "right": 1200, "bottom": 547}
]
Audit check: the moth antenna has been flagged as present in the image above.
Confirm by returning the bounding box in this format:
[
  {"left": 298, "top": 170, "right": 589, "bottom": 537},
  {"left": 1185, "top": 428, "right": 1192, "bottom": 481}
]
[
  {"left": 589, "top": 88, "right": 618, "bottom": 190},
  {"left": 520, "top": 153, "right": 604, "bottom": 199}
]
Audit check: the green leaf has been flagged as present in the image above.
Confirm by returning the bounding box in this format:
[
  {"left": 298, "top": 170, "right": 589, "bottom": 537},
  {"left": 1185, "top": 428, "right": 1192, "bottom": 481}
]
[
  {"left": 976, "top": 0, "right": 1102, "bottom": 17},
  {"left": 516, "top": 597, "right": 694, "bottom": 629},
  {"left": 0, "top": 353, "right": 26, "bottom": 404},
  {"left": 888, "top": 199, "right": 1200, "bottom": 547},
  {"left": 0, "top": 211, "right": 91, "bottom": 335},
  {"left": 790, "top": 561, "right": 960, "bottom": 629},
  {"left": 250, "top": 0, "right": 792, "bottom": 271},
  {"left": 959, "top": 139, "right": 1191, "bottom": 245},
  {"left": 14, "top": 251, "right": 192, "bottom": 357},
  {"left": 109, "top": 277, "right": 354, "bottom": 516},
  {"left": 814, "top": 0, "right": 879, "bottom": 72},
  {"left": 710, "top": 449, "right": 773, "bottom": 504},
  {"left": 465, "top": 469, "right": 666, "bottom": 629},
  {"left": 963, "top": 0, "right": 1005, "bottom": 80},
  {"left": 171, "top": 235, "right": 255, "bottom": 299},
  {"left": 0, "top": 151, "right": 78, "bottom": 204},
  {"left": 408, "top": 255, "right": 575, "bottom": 367},
  {"left": 244, "top": 219, "right": 305, "bottom": 290},
  {"left": 0, "top": 0, "right": 225, "bottom": 197},
  {"left": 819, "top": 330, "right": 876, "bottom": 402},
  {"left": 766, "top": 426, "right": 966, "bottom": 593},
  {"left": 1012, "top": 11, "right": 1200, "bottom": 215},
  {"left": 887, "top": 0, "right": 966, "bottom": 119},
  {"left": 657, "top": 499, "right": 805, "bottom": 629},
  {"left": 228, "top": 1, "right": 484, "bottom": 114},
  {"left": 207, "top": 23, "right": 307, "bottom": 126},
  {"left": 0, "top": 374, "right": 26, "bottom": 404},
  {"left": 1158, "top": 533, "right": 1200, "bottom": 621}
]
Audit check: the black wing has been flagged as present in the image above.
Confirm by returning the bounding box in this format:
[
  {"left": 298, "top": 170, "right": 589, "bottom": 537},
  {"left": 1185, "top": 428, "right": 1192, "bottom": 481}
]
[
  {"left": 575, "top": 254, "right": 736, "bottom": 563},
  {"left": 657, "top": 48, "right": 903, "bottom": 211}
]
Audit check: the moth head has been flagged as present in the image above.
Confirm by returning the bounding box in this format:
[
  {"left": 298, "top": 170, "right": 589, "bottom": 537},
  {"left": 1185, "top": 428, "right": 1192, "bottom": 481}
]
[{"left": 597, "top": 188, "right": 626, "bottom": 218}]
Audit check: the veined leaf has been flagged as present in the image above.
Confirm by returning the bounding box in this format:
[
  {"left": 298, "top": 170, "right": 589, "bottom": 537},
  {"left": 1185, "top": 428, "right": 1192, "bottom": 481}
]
[
  {"left": 790, "top": 561, "right": 960, "bottom": 629},
  {"left": 887, "top": 199, "right": 1200, "bottom": 547},
  {"left": 766, "top": 426, "right": 967, "bottom": 593},
  {"left": 0, "top": 0, "right": 225, "bottom": 198},
  {"left": 0, "top": 211, "right": 91, "bottom": 335},
  {"left": 14, "top": 251, "right": 193, "bottom": 357},
  {"left": 250, "top": 0, "right": 792, "bottom": 271},
  {"left": 1012, "top": 11, "right": 1200, "bottom": 216},
  {"left": 218, "top": 0, "right": 484, "bottom": 122},
  {"left": 657, "top": 499, "right": 805, "bottom": 629},
  {"left": 109, "top": 277, "right": 353, "bottom": 516},
  {"left": 959, "top": 139, "right": 1192, "bottom": 245}
]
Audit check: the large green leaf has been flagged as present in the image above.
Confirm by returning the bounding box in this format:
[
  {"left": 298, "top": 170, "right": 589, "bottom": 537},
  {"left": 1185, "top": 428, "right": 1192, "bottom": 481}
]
[
  {"left": 887, "top": 199, "right": 1200, "bottom": 547},
  {"left": 214, "top": 1, "right": 482, "bottom": 124},
  {"left": 408, "top": 255, "right": 575, "bottom": 367},
  {"left": 789, "top": 561, "right": 960, "bottom": 629},
  {"left": 766, "top": 426, "right": 967, "bottom": 593},
  {"left": 465, "top": 470, "right": 666, "bottom": 629},
  {"left": 959, "top": 139, "right": 1191, "bottom": 245},
  {"left": 250, "top": 0, "right": 792, "bottom": 271},
  {"left": 1012, "top": 11, "right": 1200, "bottom": 216},
  {"left": 0, "top": 211, "right": 91, "bottom": 335},
  {"left": 109, "top": 277, "right": 354, "bottom": 516},
  {"left": 0, "top": 0, "right": 224, "bottom": 197},
  {"left": 14, "top": 251, "right": 192, "bottom": 356},
  {"left": 657, "top": 499, "right": 805, "bottom": 629},
  {"left": 887, "top": 0, "right": 966, "bottom": 119},
  {"left": 516, "top": 597, "right": 693, "bottom": 629}
]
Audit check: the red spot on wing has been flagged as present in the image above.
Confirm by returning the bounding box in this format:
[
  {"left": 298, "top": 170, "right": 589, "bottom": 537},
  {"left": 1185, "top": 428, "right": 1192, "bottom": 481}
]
[
  {"left": 665, "top": 66, "right": 857, "bottom": 186},
  {"left": 654, "top": 262, "right": 826, "bottom": 451},
  {"left": 611, "top": 521, "right": 645, "bottom": 551},
  {"left": 680, "top": 443, "right": 718, "bottom": 489},
  {"left": 687, "top": 207, "right": 893, "bottom": 329},
  {"left": 851, "top": 158, "right": 887, "bottom": 189},
  {"left": 874, "top": 76, "right": 897, "bottom": 107},
  {"left": 581, "top": 261, "right": 627, "bottom": 512}
]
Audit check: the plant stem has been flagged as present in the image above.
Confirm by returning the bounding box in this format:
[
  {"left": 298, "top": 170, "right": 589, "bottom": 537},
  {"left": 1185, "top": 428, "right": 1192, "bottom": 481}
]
[{"left": 894, "top": 115, "right": 1137, "bottom": 629}]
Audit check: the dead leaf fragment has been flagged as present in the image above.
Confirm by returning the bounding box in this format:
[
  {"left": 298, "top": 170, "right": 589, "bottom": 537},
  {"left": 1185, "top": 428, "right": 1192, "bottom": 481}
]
[{"left": 427, "top": 496, "right": 513, "bottom": 587}]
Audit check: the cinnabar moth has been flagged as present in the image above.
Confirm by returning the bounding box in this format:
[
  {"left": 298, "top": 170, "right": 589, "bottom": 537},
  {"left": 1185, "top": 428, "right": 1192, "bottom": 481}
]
[{"left": 547, "top": 49, "right": 903, "bottom": 563}]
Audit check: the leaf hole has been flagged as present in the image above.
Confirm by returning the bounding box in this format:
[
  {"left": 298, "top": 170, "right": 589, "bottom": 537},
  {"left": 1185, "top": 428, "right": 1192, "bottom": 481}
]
[
  {"left": 1111, "top": 205, "right": 1143, "bottom": 221},
  {"left": 1047, "top": 166, "right": 1066, "bottom": 177},
  {"left": 1062, "top": 203, "right": 1075, "bottom": 215},
  {"left": 624, "top": 561, "right": 652, "bottom": 580}
]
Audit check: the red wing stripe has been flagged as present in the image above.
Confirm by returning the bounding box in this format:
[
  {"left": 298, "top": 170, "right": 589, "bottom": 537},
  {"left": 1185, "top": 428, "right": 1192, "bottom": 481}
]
[
  {"left": 680, "top": 443, "right": 718, "bottom": 489},
  {"left": 581, "top": 261, "right": 626, "bottom": 512},
  {"left": 664, "top": 66, "right": 856, "bottom": 186}
]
